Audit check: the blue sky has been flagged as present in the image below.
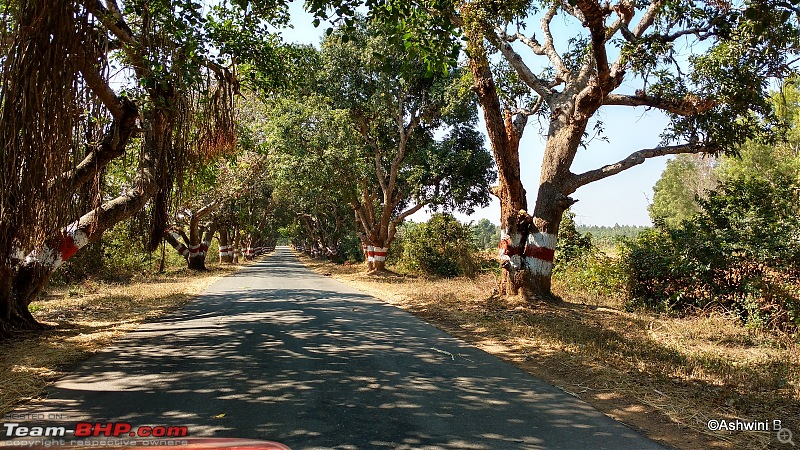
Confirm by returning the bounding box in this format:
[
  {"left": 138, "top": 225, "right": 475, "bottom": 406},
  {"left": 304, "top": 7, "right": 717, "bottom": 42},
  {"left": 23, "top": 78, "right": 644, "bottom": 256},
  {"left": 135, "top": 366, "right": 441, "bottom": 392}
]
[{"left": 279, "top": 3, "right": 673, "bottom": 227}]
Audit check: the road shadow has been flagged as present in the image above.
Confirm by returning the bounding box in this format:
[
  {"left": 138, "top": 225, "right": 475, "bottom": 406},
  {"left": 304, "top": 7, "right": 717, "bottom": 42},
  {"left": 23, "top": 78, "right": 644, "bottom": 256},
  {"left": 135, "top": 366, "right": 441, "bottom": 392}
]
[{"left": 13, "top": 250, "right": 665, "bottom": 450}]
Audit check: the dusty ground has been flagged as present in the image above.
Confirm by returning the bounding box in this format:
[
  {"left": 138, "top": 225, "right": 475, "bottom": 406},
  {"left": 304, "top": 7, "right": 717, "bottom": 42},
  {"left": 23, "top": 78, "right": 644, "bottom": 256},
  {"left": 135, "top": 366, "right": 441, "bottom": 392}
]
[
  {"left": 0, "top": 260, "right": 246, "bottom": 416},
  {"left": 303, "top": 256, "right": 799, "bottom": 450}
]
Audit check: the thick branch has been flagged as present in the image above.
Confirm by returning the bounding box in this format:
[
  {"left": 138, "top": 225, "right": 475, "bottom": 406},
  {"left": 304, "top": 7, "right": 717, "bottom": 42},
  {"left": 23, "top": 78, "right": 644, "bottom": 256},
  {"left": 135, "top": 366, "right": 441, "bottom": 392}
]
[
  {"left": 488, "top": 28, "right": 554, "bottom": 99},
  {"left": 82, "top": 0, "right": 136, "bottom": 45},
  {"left": 387, "top": 201, "right": 426, "bottom": 244},
  {"left": 631, "top": 0, "right": 665, "bottom": 38},
  {"left": 506, "top": 3, "right": 569, "bottom": 83},
  {"left": 604, "top": 93, "right": 715, "bottom": 116},
  {"left": 78, "top": 54, "right": 125, "bottom": 118},
  {"left": 350, "top": 201, "right": 375, "bottom": 241},
  {"left": 568, "top": 143, "right": 715, "bottom": 190},
  {"left": 82, "top": 0, "right": 149, "bottom": 80},
  {"left": 575, "top": 0, "right": 612, "bottom": 86}
]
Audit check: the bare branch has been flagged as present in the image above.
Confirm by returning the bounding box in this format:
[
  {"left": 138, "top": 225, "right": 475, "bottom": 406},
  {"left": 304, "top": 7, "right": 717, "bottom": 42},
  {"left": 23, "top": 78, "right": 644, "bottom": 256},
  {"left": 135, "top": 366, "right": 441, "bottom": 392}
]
[
  {"left": 539, "top": 3, "right": 570, "bottom": 82},
  {"left": 506, "top": 3, "right": 569, "bottom": 83},
  {"left": 604, "top": 92, "right": 715, "bottom": 116},
  {"left": 82, "top": 0, "right": 136, "bottom": 45},
  {"left": 631, "top": 0, "right": 665, "bottom": 38},
  {"left": 568, "top": 143, "right": 717, "bottom": 190},
  {"left": 574, "top": 0, "right": 613, "bottom": 86},
  {"left": 488, "top": 28, "right": 554, "bottom": 98},
  {"left": 394, "top": 201, "right": 426, "bottom": 224}
]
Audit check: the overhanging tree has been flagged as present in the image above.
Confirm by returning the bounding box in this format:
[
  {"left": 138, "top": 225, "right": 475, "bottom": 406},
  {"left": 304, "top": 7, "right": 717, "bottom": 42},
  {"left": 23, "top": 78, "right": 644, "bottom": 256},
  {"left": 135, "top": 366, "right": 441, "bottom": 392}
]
[{"left": 0, "top": 0, "right": 290, "bottom": 334}]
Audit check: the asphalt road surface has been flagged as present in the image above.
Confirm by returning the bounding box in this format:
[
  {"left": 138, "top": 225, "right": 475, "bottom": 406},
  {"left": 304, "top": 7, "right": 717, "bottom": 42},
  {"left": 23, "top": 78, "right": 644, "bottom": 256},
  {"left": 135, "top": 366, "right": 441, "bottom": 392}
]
[{"left": 6, "top": 247, "right": 668, "bottom": 449}]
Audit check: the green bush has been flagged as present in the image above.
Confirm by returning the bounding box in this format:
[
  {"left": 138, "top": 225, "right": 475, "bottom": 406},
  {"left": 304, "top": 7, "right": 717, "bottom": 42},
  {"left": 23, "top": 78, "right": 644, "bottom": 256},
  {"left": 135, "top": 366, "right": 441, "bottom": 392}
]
[
  {"left": 339, "top": 232, "right": 365, "bottom": 263},
  {"left": 393, "top": 214, "right": 479, "bottom": 277},
  {"left": 554, "top": 250, "right": 628, "bottom": 301},
  {"left": 552, "top": 210, "right": 627, "bottom": 301},
  {"left": 555, "top": 210, "right": 594, "bottom": 265},
  {"left": 621, "top": 176, "right": 800, "bottom": 331}
]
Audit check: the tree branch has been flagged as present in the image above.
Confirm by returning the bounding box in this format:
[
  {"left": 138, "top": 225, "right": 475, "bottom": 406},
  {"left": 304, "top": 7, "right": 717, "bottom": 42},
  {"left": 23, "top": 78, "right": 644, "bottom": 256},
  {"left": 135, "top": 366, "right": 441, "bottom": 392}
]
[
  {"left": 83, "top": 0, "right": 136, "bottom": 45},
  {"left": 82, "top": 0, "right": 148, "bottom": 79},
  {"left": 604, "top": 92, "right": 715, "bottom": 116},
  {"left": 574, "top": 0, "right": 613, "bottom": 86},
  {"left": 568, "top": 143, "right": 716, "bottom": 190},
  {"left": 505, "top": 3, "right": 570, "bottom": 84},
  {"left": 488, "top": 28, "right": 554, "bottom": 99},
  {"left": 609, "top": 0, "right": 664, "bottom": 80},
  {"left": 388, "top": 201, "right": 426, "bottom": 244}
]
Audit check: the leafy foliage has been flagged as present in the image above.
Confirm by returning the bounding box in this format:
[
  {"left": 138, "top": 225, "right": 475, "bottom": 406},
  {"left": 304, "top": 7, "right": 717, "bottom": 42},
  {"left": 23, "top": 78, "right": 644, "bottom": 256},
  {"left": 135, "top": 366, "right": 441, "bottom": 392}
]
[
  {"left": 555, "top": 210, "right": 593, "bottom": 265},
  {"left": 471, "top": 218, "right": 500, "bottom": 249},
  {"left": 393, "top": 214, "right": 479, "bottom": 277},
  {"left": 623, "top": 177, "right": 800, "bottom": 331},
  {"left": 649, "top": 154, "right": 718, "bottom": 228}
]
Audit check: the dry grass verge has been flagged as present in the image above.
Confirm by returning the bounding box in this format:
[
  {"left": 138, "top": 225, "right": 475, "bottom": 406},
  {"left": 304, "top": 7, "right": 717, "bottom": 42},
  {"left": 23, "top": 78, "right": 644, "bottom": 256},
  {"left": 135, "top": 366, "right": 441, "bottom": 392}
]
[
  {"left": 0, "top": 261, "right": 248, "bottom": 416},
  {"left": 302, "top": 255, "right": 799, "bottom": 450}
]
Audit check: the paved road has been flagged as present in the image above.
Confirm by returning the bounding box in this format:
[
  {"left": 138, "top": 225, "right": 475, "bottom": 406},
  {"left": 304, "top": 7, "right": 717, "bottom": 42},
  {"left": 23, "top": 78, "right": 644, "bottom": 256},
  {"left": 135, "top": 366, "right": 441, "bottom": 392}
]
[{"left": 7, "top": 247, "right": 667, "bottom": 449}]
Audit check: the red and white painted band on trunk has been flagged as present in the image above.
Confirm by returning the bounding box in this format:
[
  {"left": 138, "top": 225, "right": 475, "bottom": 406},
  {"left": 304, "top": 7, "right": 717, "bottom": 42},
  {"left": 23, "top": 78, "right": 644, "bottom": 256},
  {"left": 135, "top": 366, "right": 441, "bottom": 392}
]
[
  {"left": 26, "top": 225, "right": 89, "bottom": 269},
  {"left": 367, "top": 245, "right": 375, "bottom": 263},
  {"left": 169, "top": 232, "right": 190, "bottom": 257},
  {"left": 524, "top": 232, "right": 557, "bottom": 276},
  {"left": 372, "top": 247, "right": 388, "bottom": 262},
  {"left": 499, "top": 231, "right": 556, "bottom": 271},
  {"left": 524, "top": 232, "right": 556, "bottom": 262}
]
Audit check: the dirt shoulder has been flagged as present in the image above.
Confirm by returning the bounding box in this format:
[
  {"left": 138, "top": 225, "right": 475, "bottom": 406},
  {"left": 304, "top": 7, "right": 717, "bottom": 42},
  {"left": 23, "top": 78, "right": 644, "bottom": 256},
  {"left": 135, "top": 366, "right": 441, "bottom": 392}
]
[
  {"left": 303, "top": 255, "right": 799, "bottom": 450},
  {"left": 0, "top": 260, "right": 253, "bottom": 416}
]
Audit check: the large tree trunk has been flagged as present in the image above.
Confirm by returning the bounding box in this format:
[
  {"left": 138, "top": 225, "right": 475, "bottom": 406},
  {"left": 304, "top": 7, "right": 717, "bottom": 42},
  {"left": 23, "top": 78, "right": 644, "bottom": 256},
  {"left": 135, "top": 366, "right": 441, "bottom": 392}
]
[
  {"left": 1, "top": 153, "right": 158, "bottom": 333},
  {"left": 371, "top": 245, "right": 389, "bottom": 272},
  {"left": 0, "top": 102, "right": 158, "bottom": 334},
  {"left": 188, "top": 225, "right": 215, "bottom": 271},
  {"left": 466, "top": 35, "right": 534, "bottom": 298},
  {"left": 523, "top": 118, "right": 587, "bottom": 297},
  {"left": 218, "top": 228, "right": 233, "bottom": 263},
  {"left": 232, "top": 228, "right": 241, "bottom": 264}
]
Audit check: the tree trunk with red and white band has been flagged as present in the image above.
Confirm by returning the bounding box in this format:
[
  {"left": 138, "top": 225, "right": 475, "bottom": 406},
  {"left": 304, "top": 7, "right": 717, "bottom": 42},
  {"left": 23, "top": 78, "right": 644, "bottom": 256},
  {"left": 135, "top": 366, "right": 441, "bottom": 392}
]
[{"left": 371, "top": 246, "right": 388, "bottom": 272}]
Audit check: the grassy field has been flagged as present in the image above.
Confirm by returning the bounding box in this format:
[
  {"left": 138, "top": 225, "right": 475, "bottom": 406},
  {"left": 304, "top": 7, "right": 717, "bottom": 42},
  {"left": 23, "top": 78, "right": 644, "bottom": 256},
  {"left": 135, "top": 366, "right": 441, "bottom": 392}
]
[{"left": 302, "top": 256, "right": 799, "bottom": 450}]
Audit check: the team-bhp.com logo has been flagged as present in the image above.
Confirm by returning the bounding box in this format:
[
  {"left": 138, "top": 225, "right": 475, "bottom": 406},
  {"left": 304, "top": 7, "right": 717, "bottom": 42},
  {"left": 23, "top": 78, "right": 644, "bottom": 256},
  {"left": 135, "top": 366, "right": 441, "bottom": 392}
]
[{"left": 4, "top": 422, "right": 189, "bottom": 438}]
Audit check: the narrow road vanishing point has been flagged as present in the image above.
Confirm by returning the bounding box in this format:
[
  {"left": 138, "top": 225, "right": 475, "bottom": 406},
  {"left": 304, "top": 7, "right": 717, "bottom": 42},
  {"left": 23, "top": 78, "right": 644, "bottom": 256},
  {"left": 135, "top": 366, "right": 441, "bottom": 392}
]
[{"left": 7, "top": 247, "right": 668, "bottom": 449}]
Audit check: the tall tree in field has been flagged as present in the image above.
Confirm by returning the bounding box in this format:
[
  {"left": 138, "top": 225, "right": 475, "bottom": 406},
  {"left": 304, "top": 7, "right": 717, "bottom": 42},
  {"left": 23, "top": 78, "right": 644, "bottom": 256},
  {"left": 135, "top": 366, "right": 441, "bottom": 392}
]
[
  {"left": 460, "top": 0, "right": 799, "bottom": 299},
  {"left": 649, "top": 154, "right": 717, "bottom": 228},
  {"left": 303, "top": 0, "right": 800, "bottom": 297},
  {"left": 318, "top": 20, "right": 495, "bottom": 272}
]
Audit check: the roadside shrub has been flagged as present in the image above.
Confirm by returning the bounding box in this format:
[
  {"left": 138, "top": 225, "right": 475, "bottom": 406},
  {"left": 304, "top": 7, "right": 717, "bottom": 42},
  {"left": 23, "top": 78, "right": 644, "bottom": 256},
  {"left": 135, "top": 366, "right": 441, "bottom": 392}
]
[
  {"left": 554, "top": 250, "right": 628, "bottom": 303},
  {"left": 621, "top": 176, "right": 800, "bottom": 331},
  {"left": 394, "top": 214, "right": 479, "bottom": 277},
  {"left": 555, "top": 210, "right": 594, "bottom": 264},
  {"left": 553, "top": 210, "right": 627, "bottom": 302},
  {"left": 339, "top": 232, "right": 365, "bottom": 263}
]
